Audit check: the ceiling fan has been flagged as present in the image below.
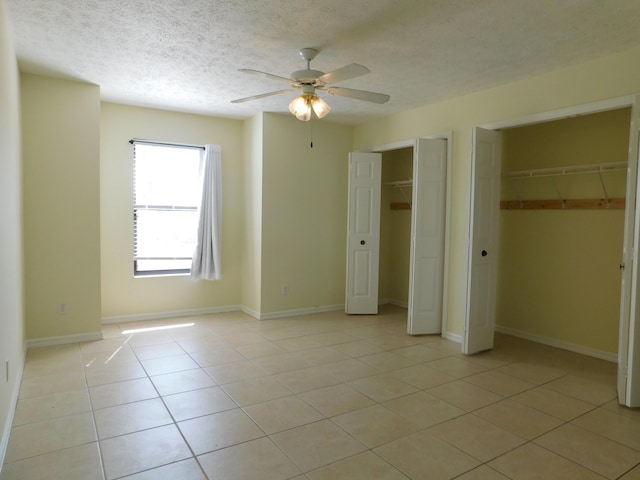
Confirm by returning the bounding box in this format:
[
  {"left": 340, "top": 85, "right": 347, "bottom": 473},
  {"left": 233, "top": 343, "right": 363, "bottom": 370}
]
[{"left": 231, "top": 48, "right": 390, "bottom": 121}]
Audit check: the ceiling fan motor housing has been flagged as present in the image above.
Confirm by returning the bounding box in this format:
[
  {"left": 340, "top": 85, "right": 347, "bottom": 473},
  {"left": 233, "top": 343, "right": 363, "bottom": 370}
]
[
  {"left": 290, "top": 69, "right": 325, "bottom": 86},
  {"left": 292, "top": 48, "right": 324, "bottom": 85}
]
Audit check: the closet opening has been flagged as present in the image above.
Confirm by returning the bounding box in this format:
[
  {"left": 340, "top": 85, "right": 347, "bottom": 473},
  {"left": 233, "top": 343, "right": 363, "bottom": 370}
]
[
  {"left": 496, "top": 107, "right": 631, "bottom": 361},
  {"left": 379, "top": 146, "right": 414, "bottom": 310},
  {"left": 346, "top": 135, "right": 451, "bottom": 336},
  {"left": 467, "top": 97, "right": 640, "bottom": 406}
]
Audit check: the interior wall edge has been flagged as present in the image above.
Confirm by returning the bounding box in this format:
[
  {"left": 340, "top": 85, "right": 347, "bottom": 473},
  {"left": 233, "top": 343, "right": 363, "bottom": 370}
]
[{"left": 0, "top": 347, "right": 26, "bottom": 468}]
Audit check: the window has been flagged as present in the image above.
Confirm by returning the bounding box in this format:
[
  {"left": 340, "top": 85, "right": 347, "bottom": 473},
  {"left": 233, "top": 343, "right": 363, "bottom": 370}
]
[{"left": 133, "top": 141, "right": 202, "bottom": 276}]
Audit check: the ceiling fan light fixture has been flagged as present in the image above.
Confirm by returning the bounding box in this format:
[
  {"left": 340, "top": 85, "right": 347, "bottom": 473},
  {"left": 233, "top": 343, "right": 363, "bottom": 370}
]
[
  {"left": 288, "top": 94, "right": 311, "bottom": 120},
  {"left": 311, "top": 95, "right": 331, "bottom": 119},
  {"left": 296, "top": 107, "right": 312, "bottom": 121},
  {"left": 289, "top": 92, "right": 330, "bottom": 121}
]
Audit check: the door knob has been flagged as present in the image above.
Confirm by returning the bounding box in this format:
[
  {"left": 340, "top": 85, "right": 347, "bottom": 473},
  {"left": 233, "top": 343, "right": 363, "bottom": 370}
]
[
  {"left": 481, "top": 250, "right": 487, "bottom": 257},
  {"left": 360, "top": 240, "right": 366, "bottom": 245}
]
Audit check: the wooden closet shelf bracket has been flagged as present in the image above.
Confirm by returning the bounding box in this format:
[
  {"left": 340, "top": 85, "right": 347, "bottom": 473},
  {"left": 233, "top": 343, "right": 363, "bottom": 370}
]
[{"left": 390, "top": 202, "right": 412, "bottom": 210}]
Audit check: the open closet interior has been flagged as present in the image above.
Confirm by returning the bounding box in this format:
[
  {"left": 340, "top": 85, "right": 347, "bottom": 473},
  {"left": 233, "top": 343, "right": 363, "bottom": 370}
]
[
  {"left": 379, "top": 146, "right": 413, "bottom": 307},
  {"left": 496, "top": 107, "right": 631, "bottom": 359}
]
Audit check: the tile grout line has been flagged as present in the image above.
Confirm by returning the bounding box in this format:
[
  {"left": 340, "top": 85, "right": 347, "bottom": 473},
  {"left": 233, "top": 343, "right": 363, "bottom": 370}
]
[
  {"left": 3, "top": 310, "right": 634, "bottom": 479},
  {"left": 125, "top": 331, "right": 211, "bottom": 480}
]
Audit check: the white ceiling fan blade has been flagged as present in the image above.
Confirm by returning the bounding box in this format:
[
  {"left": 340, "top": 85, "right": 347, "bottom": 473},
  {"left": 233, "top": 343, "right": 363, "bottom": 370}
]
[
  {"left": 231, "top": 89, "right": 295, "bottom": 103},
  {"left": 317, "top": 64, "right": 370, "bottom": 85},
  {"left": 325, "top": 86, "right": 390, "bottom": 104},
  {"left": 239, "top": 69, "right": 294, "bottom": 85}
]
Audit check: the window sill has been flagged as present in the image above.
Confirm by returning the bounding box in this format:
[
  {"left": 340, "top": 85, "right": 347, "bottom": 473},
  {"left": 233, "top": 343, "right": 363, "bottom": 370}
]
[{"left": 134, "top": 273, "right": 191, "bottom": 279}]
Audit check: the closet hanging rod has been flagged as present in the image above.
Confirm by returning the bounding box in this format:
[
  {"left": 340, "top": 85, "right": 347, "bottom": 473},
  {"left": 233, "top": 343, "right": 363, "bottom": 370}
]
[
  {"left": 503, "top": 161, "right": 627, "bottom": 179},
  {"left": 385, "top": 180, "right": 413, "bottom": 187}
]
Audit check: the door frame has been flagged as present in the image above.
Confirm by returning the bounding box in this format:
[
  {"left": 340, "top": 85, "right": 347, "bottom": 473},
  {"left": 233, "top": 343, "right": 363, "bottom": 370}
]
[
  {"left": 476, "top": 94, "right": 640, "bottom": 406},
  {"left": 359, "top": 132, "right": 453, "bottom": 337}
]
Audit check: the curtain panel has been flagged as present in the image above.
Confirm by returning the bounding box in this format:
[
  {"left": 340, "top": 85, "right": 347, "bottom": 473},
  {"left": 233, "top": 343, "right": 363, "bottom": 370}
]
[{"left": 191, "top": 144, "right": 222, "bottom": 280}]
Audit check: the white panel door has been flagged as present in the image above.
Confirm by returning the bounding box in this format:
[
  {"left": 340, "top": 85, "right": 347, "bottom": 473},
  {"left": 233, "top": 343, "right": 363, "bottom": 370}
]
[
  {"left": 408, "top": 138, "right": 447, "bottom": 334},
  {"left": 464, "top": 127, "right": 502, "bottom": 354},
  {"left": 619, "top": 97, "right": 640, "bottom": 407},
  {"left": 346, "top": 152, "right": 382, "bottom": 314}
]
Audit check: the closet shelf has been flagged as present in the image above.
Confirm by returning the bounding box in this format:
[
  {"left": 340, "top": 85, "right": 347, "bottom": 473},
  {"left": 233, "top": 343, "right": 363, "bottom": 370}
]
[
  {"left": 502, "top": 161, "right": 627, "bottom": 179},
  {"left": 385, "top": 179, "right": 413, "bottom": 187},
  {"left": 386, "top": 179, "right": 413, "bottom": 209},
  {"left": 502, "top": 161, "right": 627, "bottom": 210}
]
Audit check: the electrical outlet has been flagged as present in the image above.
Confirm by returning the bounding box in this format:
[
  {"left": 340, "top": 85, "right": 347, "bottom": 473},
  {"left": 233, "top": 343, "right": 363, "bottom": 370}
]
[
  {"left": 58, "top": 303, "right": 67, "bottom": 315},
  {"left": 282, "top": 284, "right": 289, "bottom": 295}
]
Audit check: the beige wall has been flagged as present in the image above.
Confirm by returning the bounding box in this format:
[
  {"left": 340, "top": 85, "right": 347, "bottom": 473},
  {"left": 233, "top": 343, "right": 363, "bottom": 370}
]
[
  {"left": 260, "top": 114, "right": 352, "bottom": 314},
  {"left": 21, "top": 74, "right": 102, "bottom": 340},
  {"left": 0, "top": 0, "right": 25, "bottom": 456},
  {"left": 354, "top": 45, "right": 640, "bottom": 339},
  {"left": 240, "top": 113, "right": 264, "bottom": 314},
  {"left": 498, "top": 109, "right": 630, "bottom": 354},
  {"left": 100, "top": 108, "right": 352, "bottom": 319},
  {"left": 100, "top": 103, "right": 244, "bottom": 318},
  {"left": 380, "top": 148, "right": 413, "bottom": 305}
]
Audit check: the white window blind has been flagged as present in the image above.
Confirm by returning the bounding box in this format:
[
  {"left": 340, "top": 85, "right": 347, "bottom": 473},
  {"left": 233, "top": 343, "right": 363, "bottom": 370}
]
[{"left": 133, "top": 141, "right": 202, "bottom": 276}]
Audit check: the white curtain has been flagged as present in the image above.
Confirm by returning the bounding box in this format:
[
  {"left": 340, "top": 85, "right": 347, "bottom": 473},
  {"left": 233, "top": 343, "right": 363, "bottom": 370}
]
[{"left": 191, "top": 144, "right": 222, "bottom": 280}]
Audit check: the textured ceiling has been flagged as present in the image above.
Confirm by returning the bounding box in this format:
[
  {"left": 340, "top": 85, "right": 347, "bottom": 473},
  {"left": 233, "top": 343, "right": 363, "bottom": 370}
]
[{"left": 6, "top": 0, "right": 640, "bottom": 125}]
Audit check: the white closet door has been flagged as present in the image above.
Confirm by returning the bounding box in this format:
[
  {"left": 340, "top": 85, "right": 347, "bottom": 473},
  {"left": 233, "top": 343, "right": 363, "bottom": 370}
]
[
  {"left": 619, "top": 96, "right": 640, "bottom": 407},
  {"left": 464, "top": 127, "right": 502, "bottom": 354},
  {"left": 345, "top": 152, "right": 382, "bottom": 314},
  {"left": 408, "top": 138, "right": 447, "bottom": 334}
]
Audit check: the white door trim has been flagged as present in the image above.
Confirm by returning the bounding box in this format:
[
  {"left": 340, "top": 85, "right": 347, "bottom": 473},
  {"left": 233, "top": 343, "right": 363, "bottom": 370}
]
[{"left": 481, "top": 95, "right": 636, "bottom": 130}]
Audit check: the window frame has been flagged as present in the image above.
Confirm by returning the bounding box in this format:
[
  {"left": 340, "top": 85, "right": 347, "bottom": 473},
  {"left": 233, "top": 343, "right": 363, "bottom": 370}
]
[{"left": 131, "top": 139, "right": 204, "bottom": 278}]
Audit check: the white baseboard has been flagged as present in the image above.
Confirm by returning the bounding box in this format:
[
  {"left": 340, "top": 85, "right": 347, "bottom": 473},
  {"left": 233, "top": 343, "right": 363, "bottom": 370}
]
[
  {"left": 443, "top": 332, "right": 462, "bottom": 344},
  {"left": 387, "top": 299, "right": 409, "bottom": 309},
  {"left": 239, "top": 306, "right": 260, "bottom": 320},
  {"left": 26, "top": 332, "right": 104, "bottom": 349},
  {"left": 103, "top": 304, "right": 346, "bottom": 323},
  {"left": 257, "top": 304, "right": 344, "bottom": 321},
  {"left": 495, "top": 325, "right": 617, "bottom": 363},
  {"left": 102, "top": 305, "right": 242, "bottom": 325},
  {"left": 0, "top": 346, "right": 25, "bottom": 468}
]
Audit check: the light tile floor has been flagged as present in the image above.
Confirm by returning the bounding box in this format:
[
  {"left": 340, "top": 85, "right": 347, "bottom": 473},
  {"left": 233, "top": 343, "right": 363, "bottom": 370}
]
[{"left": 2, "top": 305, "right": 640, "bottom": 479}]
